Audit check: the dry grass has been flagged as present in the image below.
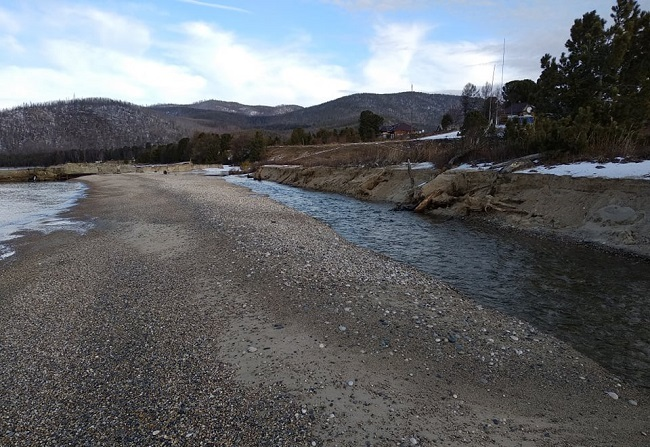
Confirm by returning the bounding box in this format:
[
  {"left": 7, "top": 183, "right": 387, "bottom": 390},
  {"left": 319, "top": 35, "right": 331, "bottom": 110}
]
[
  {"left": 259, "top": 132, "right": 650, "bottom": 169},
  {"left": 262, "top": 140, "right": 456, "bottom": 167}
]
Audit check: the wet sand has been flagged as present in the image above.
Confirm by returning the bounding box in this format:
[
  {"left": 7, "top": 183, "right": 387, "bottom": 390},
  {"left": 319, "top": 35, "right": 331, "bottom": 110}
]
[{"left": 0, "top": 173, "right": 647, "bottom": 446}]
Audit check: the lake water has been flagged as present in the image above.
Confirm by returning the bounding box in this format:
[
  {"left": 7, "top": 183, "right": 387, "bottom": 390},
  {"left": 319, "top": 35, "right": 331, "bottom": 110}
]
[
  {"left": 0, "top": 181, "right": 89, "bottom": 260},
  {"left": 226, "top": 175, "right": 650, "bottom": 388}
]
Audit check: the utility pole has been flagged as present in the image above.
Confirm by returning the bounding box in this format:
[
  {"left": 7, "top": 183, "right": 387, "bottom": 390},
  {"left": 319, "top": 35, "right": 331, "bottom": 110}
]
[{"left": 410, "top": 84, "right": 414, "bottom": 138}]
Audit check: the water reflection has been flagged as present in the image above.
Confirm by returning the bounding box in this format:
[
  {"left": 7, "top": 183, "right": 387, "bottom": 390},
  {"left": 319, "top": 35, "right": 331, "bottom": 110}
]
[{"left": 226, "top": 176, "right": 650, "bottom": 387}]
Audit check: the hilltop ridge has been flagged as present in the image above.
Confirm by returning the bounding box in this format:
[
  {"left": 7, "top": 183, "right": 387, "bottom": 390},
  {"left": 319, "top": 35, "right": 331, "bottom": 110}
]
[{"left": 0, "top": 92, "right": 460, "bottom": 159}]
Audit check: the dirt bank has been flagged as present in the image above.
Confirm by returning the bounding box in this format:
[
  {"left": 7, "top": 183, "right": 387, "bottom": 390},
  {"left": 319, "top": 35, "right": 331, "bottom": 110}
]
[
  {"left": 0, "top": 161, "right": 200, "bottom": 182},
  {"left": 255, "top": 164, "right": 437, "bottom": 204},
  {"left": 256, "top": 165, "right": 650, "bottom": 258}
]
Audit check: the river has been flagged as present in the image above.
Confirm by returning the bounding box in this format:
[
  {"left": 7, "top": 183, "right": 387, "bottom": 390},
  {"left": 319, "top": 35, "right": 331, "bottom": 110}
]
[
  {"left": 226, "top": 175, "right": 650, "bottom": 388},
  {"left": 0, "top": 181, "right": 89, "bottom": 260}
]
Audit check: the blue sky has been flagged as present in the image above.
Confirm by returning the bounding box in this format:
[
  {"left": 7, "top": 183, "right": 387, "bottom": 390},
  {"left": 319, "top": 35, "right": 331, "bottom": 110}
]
[{"left": 0, "top": 0, "right": 645, "bottom": 109}]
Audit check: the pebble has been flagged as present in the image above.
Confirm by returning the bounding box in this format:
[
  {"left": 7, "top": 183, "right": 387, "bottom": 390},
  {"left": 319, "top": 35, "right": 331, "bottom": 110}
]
[
  {"left": 605, "top": 391, "right": 619, "bottom": 400},
  {"left": 2, "top": 174, "right": 646, "bottom": 447}
]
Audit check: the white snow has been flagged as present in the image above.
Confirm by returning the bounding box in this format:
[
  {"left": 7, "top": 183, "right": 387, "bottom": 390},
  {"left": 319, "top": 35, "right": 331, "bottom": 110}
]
[
  {"left": 392, "top": 162, "right": 436, "bottom": 170},
  {"left": 451, "top": 163, "right": 494, "bottom": 171},
  {"left": 452, "top": 159, "right": 650, "bottom": 180},
  {"left": 201, "top": 165, "right": 241, "bottom": 176},
  {"left": 520, "top": 160, "right": 650, "bottom": 180},
  {"left": 419, "top": 131, "right": 462, "bottom": 140}
]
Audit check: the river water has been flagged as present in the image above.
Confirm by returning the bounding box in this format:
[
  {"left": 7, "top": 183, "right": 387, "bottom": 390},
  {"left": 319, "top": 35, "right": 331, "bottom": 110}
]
[
  {"left": 226, "top": 176, "right": 650, "bottom": 388},
  {"left": 0, "top": 181, "right": 89, "bottom": 260}
]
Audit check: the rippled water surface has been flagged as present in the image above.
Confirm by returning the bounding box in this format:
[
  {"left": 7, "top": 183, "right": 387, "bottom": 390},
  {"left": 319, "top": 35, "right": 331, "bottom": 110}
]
[
  {"left": 0, "top": 181, "right": 89, "bottom": 259},
  {"left": 227, "top": 176, "right": 650, "bottom": 387}
]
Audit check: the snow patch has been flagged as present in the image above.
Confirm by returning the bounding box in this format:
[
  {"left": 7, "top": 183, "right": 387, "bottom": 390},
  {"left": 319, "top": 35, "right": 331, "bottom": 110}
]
[
  {"left": 451, "top": 159, "right": 650, "bottom": 180},
  {"left": 419, "top": 131, "right": 462, "bottom": 141},
  {"left": 521, "top": 160, "right": 650, "bottom": 180}
]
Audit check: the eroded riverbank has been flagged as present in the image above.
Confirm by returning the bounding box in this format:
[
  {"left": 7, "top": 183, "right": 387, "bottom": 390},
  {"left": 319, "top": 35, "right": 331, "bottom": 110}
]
[{"left": 255, "top": 164, "right": 650, "bottom": 258}]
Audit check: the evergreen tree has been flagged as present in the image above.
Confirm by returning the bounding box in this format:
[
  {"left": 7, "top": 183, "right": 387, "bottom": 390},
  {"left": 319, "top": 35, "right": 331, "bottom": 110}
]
[
  {"left": 502, "top": 79, "right": 538, "bottom": 106},
  {"left": 358, "top": 110, "right": 384, "bottom": 142},
  {"left": 289, "top": 128, "right": 309, "bottom": 145},
  {"left": 440, "top": 113, "right": 453, "bottom": 130},
  {"left": 537, "top": 0, "right": 649, "bottom": 130}
]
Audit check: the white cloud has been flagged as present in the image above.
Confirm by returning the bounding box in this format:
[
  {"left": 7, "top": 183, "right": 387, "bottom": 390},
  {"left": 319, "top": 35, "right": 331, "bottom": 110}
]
[
  {"left": 0, "top": 2, "right": 356, "bottom": 109},
  {"left": 178, "top": 0, "right": 250, "bottom": 13},
  {"left": 0, "top": 36, "right": 205, "bottom": 108},
  {"left": 325, "top": 0, "right": 431, "bottom": 11},
  {"left": 1, "top": 0, "right": 604, "bottom": 109},
  {"left": 362, "top": 22, "right": 430, "bottom": 91},
  {"left": 0, "top": 8, "right": 21, "bottom": 34},
  {"left": 46, "top": 6, "right": 152, "bottom": 55},
  {"left": 360, "top": 21, "right": 502, "bottom": 94},
  {"left": 0, "top": 36, "right": 24, "bottom": 55},
  {"left": 42, "top": 39, "right": 205, "bottom": 103},
  {"left": 170, "top": 21, "right": 352, "bottom": 105}
]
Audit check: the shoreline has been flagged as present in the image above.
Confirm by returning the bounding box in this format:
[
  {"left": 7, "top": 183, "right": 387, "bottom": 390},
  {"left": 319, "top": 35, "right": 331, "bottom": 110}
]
[
  {"left": 1, "top": 173, "right": 647, "bottom": 445},
  {"left": 256, "top": 165, "right": 650, "bottom": 259}
]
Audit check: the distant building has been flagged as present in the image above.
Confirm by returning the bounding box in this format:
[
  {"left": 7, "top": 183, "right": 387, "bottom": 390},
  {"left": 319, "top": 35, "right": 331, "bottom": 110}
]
[
  {"left": 501, "top": 103, "right": 535, "bottom": 125},
  {"left": 380, "top": 123, "right": 420, "bottom": 139}
]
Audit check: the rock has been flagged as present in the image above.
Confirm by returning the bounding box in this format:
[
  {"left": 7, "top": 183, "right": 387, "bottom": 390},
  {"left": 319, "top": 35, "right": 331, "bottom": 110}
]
[
  {"left": 628, "top": 399, "right": 638, "bottom": 406},
  {"left": 593, "top": 205, "right": 638, "bottom": 225},
  {"left": 605, "top": 391, "right": 619, "bottom": 400},
  {"left": 247, "top": 346, "right": 258, "bottom": 353},
  {"left": 338, "top": 325, "right": 347, "bottom": 332}
]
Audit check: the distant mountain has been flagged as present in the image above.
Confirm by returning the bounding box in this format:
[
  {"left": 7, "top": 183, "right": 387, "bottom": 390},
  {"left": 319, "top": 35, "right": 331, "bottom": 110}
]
[
  {"left": 150, "top": 92, "right": 461, "bottom": 133},
  {"left": 0, "top": 92, "right": 461, "bottom": 157},
  {"left": 187, "top": 100, "right": 303, "bottom": 116},
  {"left": 261, "top": 92, "right": 461, "bottom": 131},
  {"left": 0, "top": 98, "right": 192, "bottom": 155}
]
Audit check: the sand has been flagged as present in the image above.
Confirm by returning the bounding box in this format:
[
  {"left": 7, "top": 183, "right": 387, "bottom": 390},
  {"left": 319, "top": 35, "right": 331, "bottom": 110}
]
[{"left": 0, "top": 173, "right": 647, "bottom": 446}]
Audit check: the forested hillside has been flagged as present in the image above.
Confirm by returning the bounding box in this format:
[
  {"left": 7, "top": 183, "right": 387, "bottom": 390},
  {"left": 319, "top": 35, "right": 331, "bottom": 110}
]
[
  {"left": 0, "top": 98, "right": 190, "bottom": 156},
  {"left": 152, "top": 92, "right": 460, "bottom": 132},
  {"left": 257, "top": 92, "right": 460, "bottom": 131}
]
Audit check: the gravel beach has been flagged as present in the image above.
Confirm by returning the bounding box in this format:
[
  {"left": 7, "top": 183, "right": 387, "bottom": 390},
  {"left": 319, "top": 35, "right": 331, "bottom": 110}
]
[{"left": 1, "top": 173, "right": 648, "bottom": 446}]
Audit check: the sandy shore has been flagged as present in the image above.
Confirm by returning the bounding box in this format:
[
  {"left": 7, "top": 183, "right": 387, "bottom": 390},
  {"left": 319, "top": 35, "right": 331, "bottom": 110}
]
[{"left": 0, "top": 173, "right": 647, "bottom": 446}]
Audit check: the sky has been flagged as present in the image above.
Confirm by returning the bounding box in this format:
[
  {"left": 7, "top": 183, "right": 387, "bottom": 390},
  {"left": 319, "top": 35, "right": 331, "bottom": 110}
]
[{"left": 0, "top": 0, "right": 647, "bottom": 109}]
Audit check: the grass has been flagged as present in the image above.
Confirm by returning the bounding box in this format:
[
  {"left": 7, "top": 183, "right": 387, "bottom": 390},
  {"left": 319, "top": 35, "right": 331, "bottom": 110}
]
[
  {"left": 261, "top": 139, "right": 458, "bottom": 168},
  {"left": 258, "top": 131, "right": 650, "bottom": 170}
]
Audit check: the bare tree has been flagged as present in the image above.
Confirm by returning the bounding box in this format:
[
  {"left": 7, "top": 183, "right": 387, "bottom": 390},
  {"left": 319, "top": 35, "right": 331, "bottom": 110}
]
[{"left": 461, "top": 83, "right": 479, "bottom": 115}]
